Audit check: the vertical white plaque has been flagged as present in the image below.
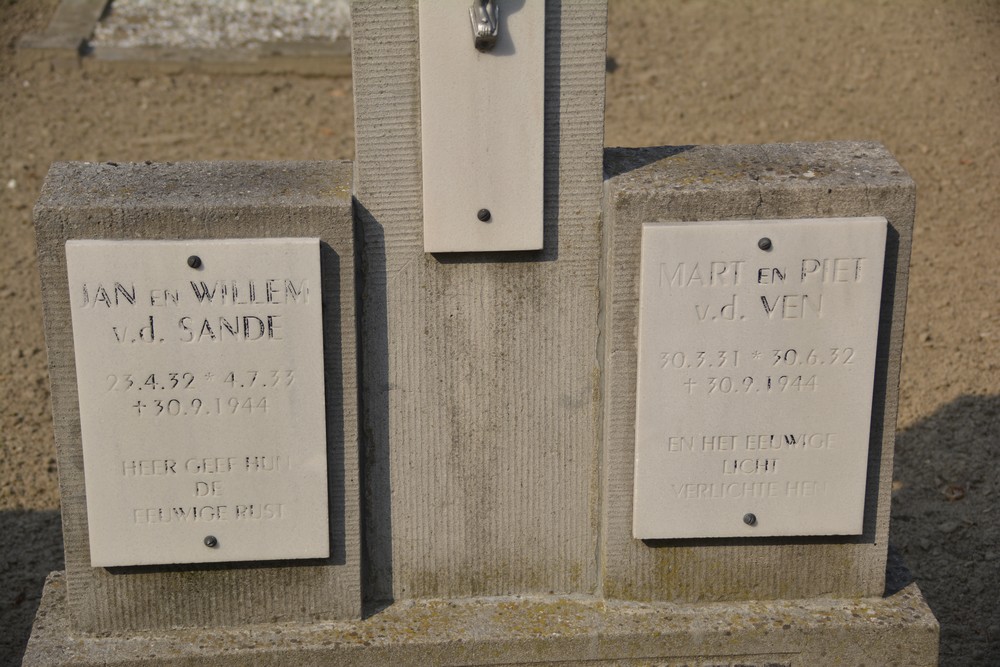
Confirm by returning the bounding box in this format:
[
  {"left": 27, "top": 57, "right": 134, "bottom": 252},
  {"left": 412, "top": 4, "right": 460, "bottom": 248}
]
[
  {"left": 66, "top": 239, "right": 329, "bottom": 566},
  {"left": 634, "top": 218, "right": 887, "bottom": 539},
  {"left": 419, "top": 0, "right": 545, "bottom": 252}
]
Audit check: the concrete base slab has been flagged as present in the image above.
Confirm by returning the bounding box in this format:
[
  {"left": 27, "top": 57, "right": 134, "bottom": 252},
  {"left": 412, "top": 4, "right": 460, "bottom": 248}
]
[{"left": 24, "top": 568, "right": 938, "bottom": 667}]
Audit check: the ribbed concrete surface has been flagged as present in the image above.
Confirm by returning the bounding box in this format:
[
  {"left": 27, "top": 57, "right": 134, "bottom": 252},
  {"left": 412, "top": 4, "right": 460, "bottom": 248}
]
[{"left": 352, "top": 0, "right": 608, "bottom": 602}]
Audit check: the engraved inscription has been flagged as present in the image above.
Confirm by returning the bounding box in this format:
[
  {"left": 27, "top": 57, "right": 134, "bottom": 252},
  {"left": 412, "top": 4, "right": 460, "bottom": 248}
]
[
  {"left": 66, "top": 239, "right": 330, "bottom": 567},
  {"left": 633, "top": 218, "right": 887, "bottom": 539},
  {"left": 124, "top": 453, "right": 289, "bottom": 524}
]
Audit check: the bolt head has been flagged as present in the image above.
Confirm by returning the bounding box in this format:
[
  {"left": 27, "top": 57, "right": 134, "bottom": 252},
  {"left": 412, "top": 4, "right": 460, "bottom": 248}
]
[
  {"left": 757, "top": 237, "right": 772, "bottom": 251},
  {"left": 477, "top": 208, "right": 492, "bottom": 222},
  {"left": 204, "top": 535, "right": 218, "bottom": 548},
  {"left": 743, "top": 513, "right": 757, "bottom": 526},
  {"left": 187, "top": 255, "right": 202, "bottom": 269}
]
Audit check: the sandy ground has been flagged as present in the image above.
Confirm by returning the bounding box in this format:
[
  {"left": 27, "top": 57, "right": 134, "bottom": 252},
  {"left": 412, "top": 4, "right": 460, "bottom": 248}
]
[{"left": 1, "top": 1, "right": 998, "bottom": 665}]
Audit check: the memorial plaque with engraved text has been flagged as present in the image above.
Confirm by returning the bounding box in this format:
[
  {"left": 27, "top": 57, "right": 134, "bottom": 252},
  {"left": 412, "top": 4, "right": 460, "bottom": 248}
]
[
  {"left": 66, "top": 239, "right": 329, "bottom": 566},
  {"left": 633, "top": 218, "right": 886, "bottom": 539}
]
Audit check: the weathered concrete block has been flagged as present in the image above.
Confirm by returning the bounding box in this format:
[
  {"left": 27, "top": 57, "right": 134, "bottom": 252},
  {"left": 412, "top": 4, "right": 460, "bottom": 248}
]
[
  {"left": 352, "top": 0, "right": 608, "bottom": 601},
  {"left": 23, "top": 560, "right": 938, "bottom": 666},
  {"left": 33, "top": 161, "right": 360, "bottom": 631},
  {"left": 601, "top": 142, "right": 914, "bottom": 601}
]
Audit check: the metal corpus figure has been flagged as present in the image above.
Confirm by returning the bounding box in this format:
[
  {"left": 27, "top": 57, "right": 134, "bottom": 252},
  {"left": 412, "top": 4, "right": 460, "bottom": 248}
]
[{"left": 470, "top": 0, "right": 499, "bottom": 51}]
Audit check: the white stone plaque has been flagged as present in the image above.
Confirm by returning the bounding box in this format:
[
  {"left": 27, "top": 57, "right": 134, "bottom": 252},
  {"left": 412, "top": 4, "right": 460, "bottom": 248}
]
[
  {"left": 66, "top": 239, "right": 329, "bottom": 566},
  {"left": 419, "top": 0, "right": 545, "bottom": 252},
  {"left": 633, "top": 218, "right": 887, "bottom": 539}
]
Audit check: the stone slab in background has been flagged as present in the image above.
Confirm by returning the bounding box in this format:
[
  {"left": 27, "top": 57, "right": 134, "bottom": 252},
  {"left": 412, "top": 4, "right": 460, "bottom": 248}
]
[
  {"left": 19, "top": 0, "right": 353, "bottom": 76},
  {"left": 601, "top": 142, "right": 914, "bottom": 602},
  {"left": 23, "top": 562, "right": 938, "bottom": 667},
  {"left": 91, "top": 0, "right": 351, "bottom": 50},
  {"left": 33, "top": 161, "right": 361, "bottom": 632},
  {"left": 18, "top": 0, "right": 109, "bottom": 62}
]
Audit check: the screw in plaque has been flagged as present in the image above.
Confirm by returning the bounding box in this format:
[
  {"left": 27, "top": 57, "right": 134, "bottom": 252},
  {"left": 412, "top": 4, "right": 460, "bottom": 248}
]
[
  {"left": 203, "top": 535, "right": 219, "bottom": 548},
  {"left": 743, "top": 513, "right": 758, "bottom": 527},
  {"left": 757, "top": 237, "right": 773, "bottom": 252},
  {"left": 477, "top": 208, "right": 492, "bottom": 223},
  {"left": 187, "top": 255, "right": 203, "bottom": 269}
]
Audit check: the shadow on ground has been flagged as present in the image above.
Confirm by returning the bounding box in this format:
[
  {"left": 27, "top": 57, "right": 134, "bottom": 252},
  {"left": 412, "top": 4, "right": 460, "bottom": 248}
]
[
  {"left": 891, "top": 393, "right": 1000, "bottom": 665},
  {"left": 1, "top": 509, "right": 63, "bottom": 667}
]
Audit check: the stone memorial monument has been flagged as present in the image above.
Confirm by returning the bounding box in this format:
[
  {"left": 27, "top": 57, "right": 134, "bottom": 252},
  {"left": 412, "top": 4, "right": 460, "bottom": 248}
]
[{"left": 23, "top": 1, "right": 938, "bottom": 665}]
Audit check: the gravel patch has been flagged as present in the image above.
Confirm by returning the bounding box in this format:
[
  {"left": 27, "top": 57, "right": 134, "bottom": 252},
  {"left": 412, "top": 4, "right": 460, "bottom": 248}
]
[{"left": 92, "top": 0, "right": 351, "bottom": 50}]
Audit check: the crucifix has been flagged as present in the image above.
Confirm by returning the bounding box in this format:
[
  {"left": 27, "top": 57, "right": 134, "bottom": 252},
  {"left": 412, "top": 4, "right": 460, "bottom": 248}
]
[{"left": 418, "top": 0, "right": 546, "bottom": 252}]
